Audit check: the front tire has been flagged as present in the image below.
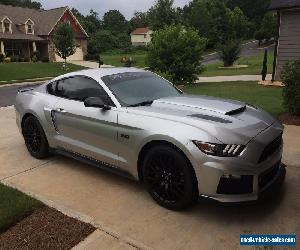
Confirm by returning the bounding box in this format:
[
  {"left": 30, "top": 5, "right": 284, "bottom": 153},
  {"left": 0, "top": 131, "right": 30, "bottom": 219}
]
[
  {"left": 22, "top": 116, "right": 49, "bottom": 159},
  {"left": 142, "top": 144, "right": 198, "bottom": 210}
]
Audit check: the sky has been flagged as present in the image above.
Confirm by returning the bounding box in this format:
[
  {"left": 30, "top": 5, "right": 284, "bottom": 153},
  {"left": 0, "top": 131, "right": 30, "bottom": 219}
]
[{"left": 38, "top": 0, "right": 191, "bottom": 19}]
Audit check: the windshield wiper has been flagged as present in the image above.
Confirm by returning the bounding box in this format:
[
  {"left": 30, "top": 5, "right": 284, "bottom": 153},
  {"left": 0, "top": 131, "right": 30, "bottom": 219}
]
[{"left": 128, "top": 100, "right": 154, "bottom": 107}]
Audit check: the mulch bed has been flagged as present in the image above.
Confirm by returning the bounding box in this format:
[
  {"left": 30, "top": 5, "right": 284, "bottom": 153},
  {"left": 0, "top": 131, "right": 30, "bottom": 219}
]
[
  {"left": 0, "top": 206, "right": 95, "bottom": 250},
  {"left": 278, "top": 113, "right": 300, "bottom": 126}
]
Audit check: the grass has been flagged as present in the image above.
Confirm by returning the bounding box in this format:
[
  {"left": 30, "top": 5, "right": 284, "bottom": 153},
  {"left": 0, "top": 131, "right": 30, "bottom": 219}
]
[
  {"left": 0, "top": 62, "right": 86, "bottom": 84},
  {"left": 184, "top": 81, "right": 284, "bottom": 117},
  {"left": 0, "top": 183, "right": 43, "bottom": 233},
  {"left": 201, "top": 52, "right": 274, "bottom": 76},
  {"left": 101, "top": 53, "right": 147, "bottom": 68}
]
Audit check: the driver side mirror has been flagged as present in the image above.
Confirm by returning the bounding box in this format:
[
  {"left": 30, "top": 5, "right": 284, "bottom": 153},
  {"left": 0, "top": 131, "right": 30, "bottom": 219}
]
[{"left": 84, "top": 97, "right": 111, "bottom": 111}]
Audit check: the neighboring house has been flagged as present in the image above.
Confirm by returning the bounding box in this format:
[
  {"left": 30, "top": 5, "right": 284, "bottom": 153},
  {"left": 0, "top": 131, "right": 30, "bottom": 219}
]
[
  {"left": 269, "top": 0, "right": 300, "bottom": 80},
  {"left": 0, "top": 4, "right": 88, "bottom": 62},
  {"left": 130, "top": 27, "right": 152, "bottom": 46}
]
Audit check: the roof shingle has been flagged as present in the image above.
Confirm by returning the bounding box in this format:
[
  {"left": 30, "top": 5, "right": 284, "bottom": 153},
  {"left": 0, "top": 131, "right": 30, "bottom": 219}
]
[
  {"left": 0, "top": 4, "right": 67, "bottom": 39},
  {"left": 131, "top": 27, "right": 151, "bottom": 35}
]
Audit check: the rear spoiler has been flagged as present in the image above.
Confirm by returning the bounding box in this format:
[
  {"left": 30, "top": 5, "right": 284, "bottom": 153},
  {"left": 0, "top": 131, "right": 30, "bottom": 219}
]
[{"left": 17, "top": 88, "right": 35, "bottom": 93}]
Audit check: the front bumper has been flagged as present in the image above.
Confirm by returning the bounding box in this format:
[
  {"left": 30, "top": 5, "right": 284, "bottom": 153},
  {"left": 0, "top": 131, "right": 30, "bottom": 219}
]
[{"left": 186, "top": 123, "right": 285, "bottom": 203}]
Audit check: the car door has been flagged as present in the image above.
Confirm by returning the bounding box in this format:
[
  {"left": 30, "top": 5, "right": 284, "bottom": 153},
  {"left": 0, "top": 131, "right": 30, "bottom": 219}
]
[{"left": 52, "top": 76, "right": 119, "bottom": 166}]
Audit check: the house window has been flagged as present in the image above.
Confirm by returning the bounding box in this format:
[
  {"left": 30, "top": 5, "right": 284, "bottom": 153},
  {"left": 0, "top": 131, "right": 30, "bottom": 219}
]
[
  {"left": 64, "top": 20, "right": 71, "bottom": 25},
  {"left": 4, "top": 21, "right": 10, "bottom": 33},
  {"left": 26, "top": 20, "right": 34, "bottom": 34},
  {"left": 27, "top": 24, "right": 33, "bottom": 34},
  {"left": 144, "top": 34, "right": 147, "bottom": 39}
]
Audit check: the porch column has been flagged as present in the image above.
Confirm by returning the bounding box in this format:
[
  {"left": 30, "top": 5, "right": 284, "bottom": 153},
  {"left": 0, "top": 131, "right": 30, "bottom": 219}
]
[
  {"left": 0, "top": 41, "right": 5, "bottom": 56},
  {"left": 32, "top": 41, "right": 37, "bottom": 52}
]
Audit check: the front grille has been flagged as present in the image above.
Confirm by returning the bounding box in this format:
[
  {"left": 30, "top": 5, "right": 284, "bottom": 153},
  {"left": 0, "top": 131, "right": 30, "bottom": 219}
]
[
  {"left": 259, "top": 162, "right": 280, "bottom": 189},
  {"left": 258, "top": 133, "right": 283, "bottom": 163},
  {"left": 217, "top": 175, "right": 253, "bottom": 194}
]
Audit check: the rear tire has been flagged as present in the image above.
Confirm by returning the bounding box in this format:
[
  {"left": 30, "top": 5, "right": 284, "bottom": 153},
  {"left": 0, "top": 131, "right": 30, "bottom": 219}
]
[
  {"left": 142, "top": 144, "right": 198, "bottom": 210},
  {"left": 22, "top": 116, "right": 49, "bottom": 159}
]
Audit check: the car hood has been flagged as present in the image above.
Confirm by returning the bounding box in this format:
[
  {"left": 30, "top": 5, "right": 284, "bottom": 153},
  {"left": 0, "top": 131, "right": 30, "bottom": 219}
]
[{"left": 129, "top": 95, "right": 279, "bottom": 144}]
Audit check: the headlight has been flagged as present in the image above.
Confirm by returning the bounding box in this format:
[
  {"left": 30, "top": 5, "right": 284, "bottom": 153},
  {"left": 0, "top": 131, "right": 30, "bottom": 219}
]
[{"left": 193, "top": 141, "right": 245, "bottom": 157}]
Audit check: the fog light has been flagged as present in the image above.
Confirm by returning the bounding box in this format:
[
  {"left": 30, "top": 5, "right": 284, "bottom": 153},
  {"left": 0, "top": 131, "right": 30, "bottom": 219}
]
[{"left": 222, "top": 174, "right": 241, "bottom": 179}]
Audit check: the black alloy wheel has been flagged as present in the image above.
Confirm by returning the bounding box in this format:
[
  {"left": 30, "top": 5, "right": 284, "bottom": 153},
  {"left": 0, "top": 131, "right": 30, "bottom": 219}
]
[
  {"left": 22, "top": 116, "right": 49, "bottom": 159},
  {"left": 142, "top": 145, "right": 198, "bottom": 210}
]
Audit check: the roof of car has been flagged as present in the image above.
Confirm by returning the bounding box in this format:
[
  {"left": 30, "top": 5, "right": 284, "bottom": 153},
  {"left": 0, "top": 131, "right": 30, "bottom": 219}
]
[{"left": 51, "top": 67, "right": 146, "bottom": 82}]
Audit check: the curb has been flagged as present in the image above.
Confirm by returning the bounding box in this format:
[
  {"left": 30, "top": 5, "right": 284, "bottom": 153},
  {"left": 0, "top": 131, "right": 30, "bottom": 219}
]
[
  {"left": 0, "top": 77, "right": 53, "bottom": 88},
  {"left": 1, "top": 180, "right": 153, "bottom": 250}
]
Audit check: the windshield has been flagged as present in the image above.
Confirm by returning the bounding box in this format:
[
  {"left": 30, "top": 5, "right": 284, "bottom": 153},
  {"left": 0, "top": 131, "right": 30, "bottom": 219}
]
[{"left": 101, "top": 72, "right": 181, "bottom": 106}]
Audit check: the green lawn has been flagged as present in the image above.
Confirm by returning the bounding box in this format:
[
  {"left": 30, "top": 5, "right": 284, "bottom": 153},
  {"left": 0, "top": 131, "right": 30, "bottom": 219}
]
[
  {"left": 184, "top": 81, "right": 283, "bottom": 117},
  {"left": 0, "top": 62, "right": 86, "bottom": 84},
  {"left": 102, "top": 53, "right": 147, "bottom": 68},
  {"left": 201, "top": 52, "right": 274, "bottom": 76},
  {"left": 0, "top": 183, "right": 43, "bottom": 233}
]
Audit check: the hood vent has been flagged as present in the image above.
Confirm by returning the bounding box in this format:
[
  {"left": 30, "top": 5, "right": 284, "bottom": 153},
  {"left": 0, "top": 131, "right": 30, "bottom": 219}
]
[
  {"left": 225, "top": 106, "right": 246, "bottom": 116},
  {"left": 189, "top": 114, "right": 232, "bottom": 124}
]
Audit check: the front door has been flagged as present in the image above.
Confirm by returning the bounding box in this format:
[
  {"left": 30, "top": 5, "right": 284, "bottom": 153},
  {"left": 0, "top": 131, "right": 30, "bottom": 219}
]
[{"left": 52, "top": 76, "right": 119, "bottom": 166}]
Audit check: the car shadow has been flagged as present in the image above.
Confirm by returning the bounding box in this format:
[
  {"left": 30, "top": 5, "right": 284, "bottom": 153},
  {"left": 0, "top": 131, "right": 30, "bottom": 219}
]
[{"left": 57, "top": 154, "right": 289, "bottom": 224}]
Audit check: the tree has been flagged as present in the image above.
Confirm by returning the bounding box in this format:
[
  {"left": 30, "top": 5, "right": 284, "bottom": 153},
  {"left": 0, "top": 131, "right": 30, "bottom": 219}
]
[
  {"left": 255, "top": 13, "right": 277, "bottom": 45},
  {"left": 53, "top": 23, "right": 76, "bottom": 66},
  {"left": 87, "top": 30, "right": 117, "bottom": 55},
  {"left": 226, "top": 0, "right": 271, "bottom": 23},
  {"left": 147, "top": 25, "right": 206, "bottom": 84},
  {"left": 148, "top": 0, "right": 178, "bottom": 30},
  {"left": 130, "top": 12, "right": 150, "bottom": 30},
  {"left": 103, "top": 10, "right": 129, "bottom": 33},
  {"left": 0, "top": 0, "right": 41, "bottom": 9},
  {"left": 261, "top": 49, "right": 268, "bottom": 80},
  {"left": 219, "top": 39, "right": 241, "bottom": 67},
  {"left": 182, "top": 0, "right": 249, "bottom": 48}
]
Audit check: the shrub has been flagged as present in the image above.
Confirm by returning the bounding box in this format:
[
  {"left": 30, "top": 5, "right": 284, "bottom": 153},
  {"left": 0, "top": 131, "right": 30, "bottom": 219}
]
[
  {"left": 31, "top": 51, "right": 40, "bottom": 62},
  {"left": 147, "top": 25, "right": 206, "bottom": 85},
  {"left": 219, "top": 39, "right": 241, "bottom": 67},
  {"left": 261, "top": 49, "right": 268, "bottom": 81},
  {"left": 4, "top": 57, "right": 11, "bottom": 63},
  {"left": 0, "top": 53, "right": 4, "bottom": 62},
  {"left": 41, "top": 56, "right": 49, "bottom": 63},
  {"left": 32, "top": 55, "right": 38, "bottom": 62},
  {"left": 121, "top": 57, "right": 136, "bottom": 67},
  {"left": 11, "top": 55, "right": 19, "bottom": 62},
  {"left": 281, "top": 60, "right": 300, "bottom": 115}
]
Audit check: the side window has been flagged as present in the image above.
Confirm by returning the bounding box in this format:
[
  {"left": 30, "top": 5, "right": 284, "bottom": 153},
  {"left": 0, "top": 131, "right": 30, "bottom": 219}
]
[
  {"left": 46, "top": 81, "right": 57, "bottom": 95},
  {"left": 56, "top": 76, "right": 115, "bottom": 106}
]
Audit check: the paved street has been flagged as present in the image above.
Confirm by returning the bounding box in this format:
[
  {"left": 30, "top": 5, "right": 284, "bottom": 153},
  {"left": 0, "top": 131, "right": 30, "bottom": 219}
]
[
  {"left": 0, "top": 107, "right": 299, "bottom": 249},
  {"left": 202, "top": 41, "right": 275, "bottom": 65},
  {"left": 0, "top": 83, "right": 42, "bottom": 107}
]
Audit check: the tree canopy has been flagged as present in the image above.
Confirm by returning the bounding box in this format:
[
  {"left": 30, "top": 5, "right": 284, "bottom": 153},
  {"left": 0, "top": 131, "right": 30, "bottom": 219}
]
[
  {"left": 53, "top": 23, "right": 76, "bottom": 63},
  {"left": 0, "top": 0, "right": 41, "bottom": 9}
]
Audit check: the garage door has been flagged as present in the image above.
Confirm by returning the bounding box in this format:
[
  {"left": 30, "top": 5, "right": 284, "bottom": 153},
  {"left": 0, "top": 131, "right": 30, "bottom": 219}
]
[{"left": 55, "top": 47, "right": 83, "bottom": 62}]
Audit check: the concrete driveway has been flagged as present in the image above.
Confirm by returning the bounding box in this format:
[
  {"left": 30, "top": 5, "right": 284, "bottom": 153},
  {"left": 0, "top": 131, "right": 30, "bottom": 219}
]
[{"left": 0, "top": 106, "right": 299, "bottom": 250}]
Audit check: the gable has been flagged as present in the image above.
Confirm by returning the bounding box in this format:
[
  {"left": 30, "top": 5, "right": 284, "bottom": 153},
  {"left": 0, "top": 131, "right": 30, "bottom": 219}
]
[{"left": 49, "top": 9, "right": 88, "bottom": 38}]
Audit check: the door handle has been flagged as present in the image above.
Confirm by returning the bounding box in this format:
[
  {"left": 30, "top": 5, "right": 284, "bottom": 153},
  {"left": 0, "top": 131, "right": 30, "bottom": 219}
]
[{"left": 55, "top": 108, "right": 67, "bottom": 113}]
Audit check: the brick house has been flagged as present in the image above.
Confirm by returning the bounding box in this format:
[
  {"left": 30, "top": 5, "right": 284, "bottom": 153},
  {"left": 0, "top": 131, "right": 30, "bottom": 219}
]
[
  {"left": 0, "top": 4, "right": 88, "bottom": 62},
  {"left": 269, "top": 0, "right": 300, "bottom": 80},
  {"left": 130, "top": 27, "right": 153, "bottom": 46}
]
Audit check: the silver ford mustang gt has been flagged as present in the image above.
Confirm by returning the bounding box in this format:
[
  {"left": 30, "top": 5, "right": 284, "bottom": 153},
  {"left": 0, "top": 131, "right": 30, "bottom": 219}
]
[{"left": 15, "top": 68, "right": 286, "bottom": 210}]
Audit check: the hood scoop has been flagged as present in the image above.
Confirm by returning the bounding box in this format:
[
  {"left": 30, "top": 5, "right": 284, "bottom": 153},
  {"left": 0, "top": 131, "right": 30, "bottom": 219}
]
[
  {"left": 154, "top": 95, "right": 247, "bottom": 115},
  {"left": 189, "top": 114, "right": 232, "bottom": 124},
  {"left": 225, "top": 105, "right": 246, "bottom": 116}
]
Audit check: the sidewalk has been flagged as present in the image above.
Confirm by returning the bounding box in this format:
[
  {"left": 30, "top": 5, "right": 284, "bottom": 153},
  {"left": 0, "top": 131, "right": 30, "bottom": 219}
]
[
  {"left": 71, "top": 60, "right": 114, "bottom": 69},
  {"left": 197, "top": 74, "right": 272, "bottom": 83}
]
